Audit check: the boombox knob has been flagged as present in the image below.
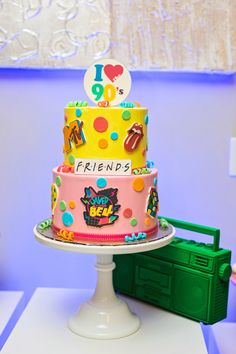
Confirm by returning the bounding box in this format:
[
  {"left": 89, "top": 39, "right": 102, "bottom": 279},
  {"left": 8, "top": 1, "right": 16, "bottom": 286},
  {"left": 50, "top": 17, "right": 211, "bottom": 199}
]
[{"left": 218, "top": 264, "right": 232, "bottom": 281}]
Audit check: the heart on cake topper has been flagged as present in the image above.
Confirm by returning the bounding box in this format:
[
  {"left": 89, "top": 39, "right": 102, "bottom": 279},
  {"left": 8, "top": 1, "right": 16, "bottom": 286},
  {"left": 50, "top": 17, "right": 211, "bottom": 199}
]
[
  {"left": 104, "top": 64, "right": 124, "bottom": 82},
  {"left": 84, "top": 59, "right": 131, "bottom": 106}
]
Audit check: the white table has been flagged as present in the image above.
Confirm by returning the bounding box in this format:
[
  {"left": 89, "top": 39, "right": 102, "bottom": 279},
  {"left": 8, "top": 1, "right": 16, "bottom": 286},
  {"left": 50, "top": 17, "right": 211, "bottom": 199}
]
[
  {"left": 0, "top": 291, "right": 23, "bottom": 335},
  {"left": 34, "top": 224, "right": 175, "bottom": 339},
  {"left": 1, "top": 288, "right": 207, "bottom": 354}
]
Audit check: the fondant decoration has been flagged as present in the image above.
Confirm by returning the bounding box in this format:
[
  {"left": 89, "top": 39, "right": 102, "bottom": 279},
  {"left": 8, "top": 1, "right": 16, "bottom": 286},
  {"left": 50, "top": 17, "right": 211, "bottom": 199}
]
[
  {"left": 38, "top": 219, "right": 52, "bottom": 230},
  {"left": 130, "top": 218, "right": 138, "bottom": 226},
  {"left": 84, "top": 59, "right": 131, "bottom": 106},
  {"left": 110, "top": 132, "right": 118, "bottom": 140},
  {"left": 146, "top": 187, "right": 159, "bottom": 218},
  {"left": 55, "top": 176, "right": 61, "bottom": 187},
  {"left": 132, "top": 177, "right": 145, "bottom": 192},
  {"left": 51, "top": 183, "right": 58, "bottom": 215},
  {"left": 144, "top": 115, "right": 149, "bottom": 125},
  {"left": 159, "top": 218, "right": 169, "bottom": 229},
  {"left": 57, "top": 165, "right": 73, "bottom": 173},
  {"left": 98, "top": 100, "right": 110, "bottom": 107},
  {"left": 145, "top": 217, "right": 151, "bottom": 226},
  {"left": 123, "top": 208, "right": 133, "bottom": 218},
  {"left": 122, "top": 110, "right": 131, "bottom": 120},
  {"left": 134, "top": 101, "right": 141, "bottom": 107},
  {"left": 64, "top": 115, "right": 68, "bottom": 122},
  {"left": 76, "top": 109, "right": 82, "bottom": 117},
  {"left": 60, "top": 200, "right": 67, "bottom": 211},
  {"left": 120, "top": 102, "right": 135, "bottom": 108},
  {"left": 62, "top": 211, "right": 74, "bottom": 227},
  {"left": 57, "top": 229, "right": 74, "bottom": 241},
  {"left": 133, "top": 167, "right": 151, "bottom": 175},
  {"left": 67, "top": 101, "right": 88, "bottom": 107},
  {"left": 69, "top": 200, "right": 76, "bottom": 209},
  {"left": 146, "top": 161, "right": 154, "bottom": 168},
  {"left": 124, "top": 232, "right": 147, "bottom": 242},
  {"left": 81, "top": 187, "right": 120, "bottom": 227},
  {"left": 69, "top": 155, "right": 75, "bottom": 165},
  {"left": 124, "top": 123, "right": 144, "bottom": 152},
  {"left": 75, "top": 158, "right": 132, "bottom": 176},
  {"left": 153, "top": 177, "right": 157, "bottom": 186},
  {"left": 63, "top": 120, "right": 86, "bottom": 153},
  {"left": 93, "top": 117, "right": 108, "bottom": 132},
  {"left": 96, "top": 177, "right": 107, "bottom": 188},
  {"left": 98, "top": 138, "right": 108, "bottom": 149},
  {"left": 63, "top": 106, "right": 148, "bottom": 169}
]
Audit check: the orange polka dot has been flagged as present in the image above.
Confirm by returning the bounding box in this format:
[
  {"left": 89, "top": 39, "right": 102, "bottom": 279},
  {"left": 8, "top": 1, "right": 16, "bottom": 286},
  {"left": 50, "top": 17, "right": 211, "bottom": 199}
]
[
  {"left": 132, "top": 177, "right": 144, "bottom": 192},
  {"left": 145, "top": 217, "right": 151, "bottom": 226},
  {"left": 69, "top": 200, "right": 76, "bottom": 209},
  {"left": 98, "top": 139, "right": 108, "bottom": 149}
]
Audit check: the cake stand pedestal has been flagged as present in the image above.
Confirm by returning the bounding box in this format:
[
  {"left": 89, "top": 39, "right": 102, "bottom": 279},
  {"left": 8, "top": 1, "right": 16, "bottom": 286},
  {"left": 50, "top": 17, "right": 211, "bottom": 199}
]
[{"left": 34, "top": 226, "right": 175, "bottom": 339}]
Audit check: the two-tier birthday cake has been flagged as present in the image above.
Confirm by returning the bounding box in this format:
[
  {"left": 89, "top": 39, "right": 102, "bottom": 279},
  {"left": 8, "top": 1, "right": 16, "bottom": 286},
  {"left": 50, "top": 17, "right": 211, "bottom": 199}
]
[{"left": 37, "top": 59, "right": 171, "bottom": 245}]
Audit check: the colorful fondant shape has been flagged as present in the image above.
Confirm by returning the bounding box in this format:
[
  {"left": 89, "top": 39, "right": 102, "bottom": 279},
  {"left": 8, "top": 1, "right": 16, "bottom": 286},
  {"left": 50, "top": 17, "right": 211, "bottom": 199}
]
[
  {"left": 146, "top": 187, "right": 159, "bottom": 218},
  {"left": 51, "top": 184, "right": 58, "bottom": 215},
  {"left": 63, "top": 120, "right": 86, "bottom": 153},
  {"left": 80, "top": 186, "right": 120, "bottom": 227},
  {"left": 124, "top": 123, "right": 144, "bottom": 152}
]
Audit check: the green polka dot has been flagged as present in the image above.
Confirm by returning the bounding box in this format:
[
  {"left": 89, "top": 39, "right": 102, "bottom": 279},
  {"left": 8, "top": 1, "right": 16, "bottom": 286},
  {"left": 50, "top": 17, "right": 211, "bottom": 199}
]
[
  {"left": 122, "top": 110, "right": 131, "bottom": 120},
  {"left": 55, "top": 176, "right": 61, "bottom": 187},
  {"left": 69, "top": 155, "right": 75, "bottom": 164},
  {"left": 60, "top": 200, "right": 67, "bottom": 211},
  {"left": 130, "top": 218, "right": 138, "bottom": 226}
]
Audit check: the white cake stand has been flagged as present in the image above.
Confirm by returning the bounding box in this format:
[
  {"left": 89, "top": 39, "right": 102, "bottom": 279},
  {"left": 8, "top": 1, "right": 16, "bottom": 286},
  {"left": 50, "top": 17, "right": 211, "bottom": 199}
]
[{"left": 34, "top": 225, "right": 175, "bottom": 339}]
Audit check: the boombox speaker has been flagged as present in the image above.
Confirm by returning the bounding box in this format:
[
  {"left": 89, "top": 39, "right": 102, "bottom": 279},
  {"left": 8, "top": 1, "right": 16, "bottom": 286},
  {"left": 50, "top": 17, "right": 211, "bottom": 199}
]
[{"left": 113, "top": 217, "right": 232, "bottom": 324}]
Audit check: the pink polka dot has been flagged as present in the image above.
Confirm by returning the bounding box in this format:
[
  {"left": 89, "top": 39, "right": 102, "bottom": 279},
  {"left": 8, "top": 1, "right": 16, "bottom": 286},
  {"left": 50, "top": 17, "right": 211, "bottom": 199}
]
[{"left": 94, "top": 117, "right": 108, "bottom": 132}]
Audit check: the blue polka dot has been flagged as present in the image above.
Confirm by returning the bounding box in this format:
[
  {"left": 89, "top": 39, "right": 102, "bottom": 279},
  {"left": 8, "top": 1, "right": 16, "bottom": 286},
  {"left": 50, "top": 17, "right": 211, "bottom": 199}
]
[
  {"left": 96, "top": 178, "right": 107, "bottom": 188},
  {"left": 110, "top": 132, "right": 118, "bottom": 140},
  {"left": 62, "top": 211, "right": 74, "bottom": 227},
  {"left": 144, "top": 115, "right": 149, "bottom": 125},
  {"left": 154, "top": 177, "right": 157, "bottom": 186},
  {"left": 76, "top": 109, "right": 82, "bottom": 117}
]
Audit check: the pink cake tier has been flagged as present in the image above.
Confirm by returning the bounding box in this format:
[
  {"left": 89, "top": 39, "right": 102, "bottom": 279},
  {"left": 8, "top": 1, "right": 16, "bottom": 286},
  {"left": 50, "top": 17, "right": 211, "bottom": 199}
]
[{"left": 51, "top": 168, "right": 159, "bottom": 244}]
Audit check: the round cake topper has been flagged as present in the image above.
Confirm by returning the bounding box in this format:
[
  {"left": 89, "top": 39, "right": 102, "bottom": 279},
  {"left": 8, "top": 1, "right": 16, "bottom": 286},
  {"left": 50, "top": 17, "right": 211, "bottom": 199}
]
[{"left": 84, "top": 59, "right": 132, "bottom": 106}]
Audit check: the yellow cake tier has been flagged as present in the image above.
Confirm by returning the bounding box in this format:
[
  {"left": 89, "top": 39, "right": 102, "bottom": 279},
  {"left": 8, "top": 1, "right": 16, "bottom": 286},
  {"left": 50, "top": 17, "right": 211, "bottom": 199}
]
[{"left": 63, "top": 107, "right": 148, "bottom": 169}]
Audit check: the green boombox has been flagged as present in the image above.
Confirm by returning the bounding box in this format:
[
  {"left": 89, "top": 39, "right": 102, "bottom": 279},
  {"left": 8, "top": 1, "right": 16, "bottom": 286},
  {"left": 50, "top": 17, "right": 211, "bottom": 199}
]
[{"left": 113, "top": 217, "right": 232, "bottom": 324}]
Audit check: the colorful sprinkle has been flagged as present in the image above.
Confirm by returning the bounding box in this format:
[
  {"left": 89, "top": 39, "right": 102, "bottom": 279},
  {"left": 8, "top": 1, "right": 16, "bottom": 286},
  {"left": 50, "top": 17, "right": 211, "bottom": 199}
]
[
  {"left": 132, "top": 177, "right": 144, "bottom": 192},
  {"left": 110, "top": 132, "right": 118, "bottom": 140},
  {"left": 130, "top": 218, "right": 138, "bottom": 226},
  {"left": 62, "top": 211, "right": 74, "bottom": 227},
  {"left": 122, "top": 110, "right": 131, "bottom": 120},
  {"left": 60, "top": 200, "right": 67, "bottom": 211},
  {"left": 69, "top": 200, "right": 76, "bottom": 209},
  {"left": 123, "top": 208, "right": 133, "bottom": 218},
  {"left": 76, "top": 109, "right": 82, "bottom": 117},
  {"left": 94, "top": 117, "right": 108, "bottom": 132},
  {"left": 96, "top": 177, "right": 107, "bottom": 188},
  {"left": 55, "top": 176, "right": 61, "bottom": 187},
  {"left": 69, "top": 155, "right": 75, "bottom": 164},
  {"left": 145, "top": 217, "right": 151, "bottom": 226},
  {"left": 153, "top": 177, "right": 157, "bottom": 186},
  {"left": 120, "top": 102, "right": 135, "bottom": 108},
  {"left": 144, "top": 115, "right": 149, "bottom": 125},
  {"left": 98, "top": 138, "right": 108, "bottom": 149}
]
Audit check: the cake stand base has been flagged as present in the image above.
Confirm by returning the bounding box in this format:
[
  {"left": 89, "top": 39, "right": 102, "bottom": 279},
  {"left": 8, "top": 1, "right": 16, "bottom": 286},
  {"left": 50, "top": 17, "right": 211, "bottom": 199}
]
[{"left": 68, "top": 254, "right": 140, "bottom": 339}]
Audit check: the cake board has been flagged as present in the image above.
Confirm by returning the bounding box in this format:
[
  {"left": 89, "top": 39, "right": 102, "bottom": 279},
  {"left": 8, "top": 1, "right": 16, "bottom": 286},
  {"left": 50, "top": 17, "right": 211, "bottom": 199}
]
[{"left": 34, "top": 224, "right": 175, "bottom": 339}]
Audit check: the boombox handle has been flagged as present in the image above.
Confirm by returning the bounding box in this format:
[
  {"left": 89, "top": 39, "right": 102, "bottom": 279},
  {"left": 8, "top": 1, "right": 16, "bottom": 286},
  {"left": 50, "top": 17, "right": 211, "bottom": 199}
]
[{"left": 159, "top": 216, "right": 220, "bottom": 252}]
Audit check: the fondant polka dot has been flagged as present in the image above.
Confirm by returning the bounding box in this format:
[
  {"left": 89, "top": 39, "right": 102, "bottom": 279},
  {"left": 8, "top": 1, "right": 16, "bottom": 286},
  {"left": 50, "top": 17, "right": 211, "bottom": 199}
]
[
  {"left": 64, "top": 115, "right": 68, "bottom": 122},
  {"left": 153, "top": 177, "right": 157, "bottom": 186},
  {"left": 97, "top": 177, "right": 107, "bottom": 188},
  {"left": 123, "top": 208, "right": 133, "bottom": 218},
  {"left": 130, "top": 218, "right": 138, "bottom": 226},
  {"left": 55, "top": 176, "right": 61, "bottom": 187},
  {"left": 144, "top": 115, "right": 149, "bottom": 125},
  {"left": 69, "top": 200, "right": 76, "bottom": 209},
  {"left": 62, "top": 211, "right": 74, "bottom": 227},
  {"left": 122, "top": 110, "right": 131, "bottom": 120},
  {"left": 60, "top": 200, "right": 67, "bottom": 211},
  {"left": 94, "top": 117, "right": 108, "bottom": 132},
  {"left": 98, "top": 139, "right": 108, "bottom": 149},
  {"left": 132, "top": 177, "right": 144, "bottom": 192},
  {"left": 76, "top": 109, "right": 82, "bottom": 117},
  {"left": 110, "top": 132, "right": 118, "bottom": 140},
  {"left": 69, "top": 155, "right": 75, "bottom": 164},
  {"left": 145, "top": 217, "right": 151, "bottom": 226}
]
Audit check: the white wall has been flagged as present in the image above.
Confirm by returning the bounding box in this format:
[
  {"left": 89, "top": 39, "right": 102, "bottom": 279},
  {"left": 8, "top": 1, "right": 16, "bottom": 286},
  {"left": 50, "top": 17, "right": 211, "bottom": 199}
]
[{"left": 0, "top": 69, "right": 235, "bottom": 319}]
